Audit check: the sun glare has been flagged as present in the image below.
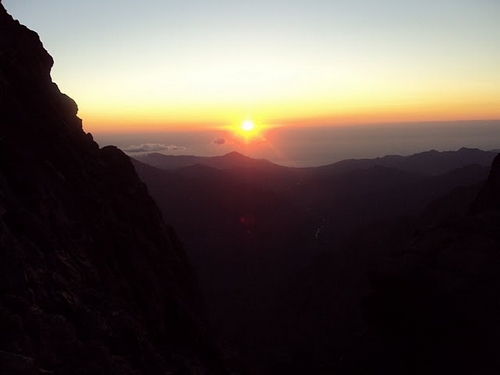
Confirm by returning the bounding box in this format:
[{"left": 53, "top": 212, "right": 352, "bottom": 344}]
[
  {"left": 241, "top": 119, "right": 255, "bottom": 132},
  {"left": 229, "top": 118, "right": 267, "bottom": 144}
]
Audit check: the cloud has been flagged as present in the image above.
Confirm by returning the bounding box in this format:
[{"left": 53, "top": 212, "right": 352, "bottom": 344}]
[
  {"left": 212, "top": 137, "right": 226, "bottom": 145},
  {"left": 122, "top": 143, "right": 186, "bottom": 153}
]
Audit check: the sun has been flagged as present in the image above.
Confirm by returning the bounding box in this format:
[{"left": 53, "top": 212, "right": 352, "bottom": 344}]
[
  {"left": 241, "top": 119, "right": 255, "bottom": 132},
  {"left": 230, "top": 118, "right": 266, "bottom": 144}
]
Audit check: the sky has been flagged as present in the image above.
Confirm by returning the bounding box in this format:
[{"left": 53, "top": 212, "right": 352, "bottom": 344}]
[{"left": 3, "top": 0, "right": 500, "bottom": 165}]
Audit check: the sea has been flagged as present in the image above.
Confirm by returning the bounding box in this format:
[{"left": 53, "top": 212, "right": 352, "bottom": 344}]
[{"left": 92, "top": 120, "right": 500, "bottom": 167}]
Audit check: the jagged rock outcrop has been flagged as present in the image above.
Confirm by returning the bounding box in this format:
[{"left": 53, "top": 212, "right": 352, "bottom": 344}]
[
  {"left": 0, "top": 3, "right": 229, "bottom": 374},
  {"left": 344, "top": 154, "right": 500, "bottom": 374},
  {"left": 471, "top": 153, "right": 500, "bottom": 213}
]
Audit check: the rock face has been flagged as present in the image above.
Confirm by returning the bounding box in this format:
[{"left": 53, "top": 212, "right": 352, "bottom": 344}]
[
  {"left": 348, "top": 155, "right": 500, "bottom": 374},
  {"left": 471, "top": 153, "right": 500, "bottom": 213},
  {"left": 0, "top": 4, "right": 226, "bottom": 374}
]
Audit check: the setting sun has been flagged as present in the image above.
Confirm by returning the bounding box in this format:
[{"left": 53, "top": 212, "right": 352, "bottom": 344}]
[
  {"left": 241, "top": 120, "right": 255, "bottom": 132},
  {"left": 229, "top": 118, "right": 267, "bottom": 144}
]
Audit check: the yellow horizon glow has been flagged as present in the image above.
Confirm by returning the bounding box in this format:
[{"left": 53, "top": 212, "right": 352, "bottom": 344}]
[
  {"left": 79, "top": 92, "right": 500, "bottom": 134},
  {"left": 5, "top": 0, "right": 499, "bottom": 135}
]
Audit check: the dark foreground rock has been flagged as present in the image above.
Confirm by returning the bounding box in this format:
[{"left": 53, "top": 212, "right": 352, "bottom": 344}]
[
  {"left": 344, "top": 154, "right": 500, "bottom": 374},
  {"left": 0, "top": 3, "right": 232, "bottom": 374}
]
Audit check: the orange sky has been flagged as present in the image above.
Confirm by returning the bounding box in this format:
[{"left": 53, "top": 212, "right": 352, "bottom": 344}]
[
  {"left": 81, "top": 91, "right": 500, "bottom": 134},
  {"left": 5, "top": 0, "right": 500, "bottom": 134}
]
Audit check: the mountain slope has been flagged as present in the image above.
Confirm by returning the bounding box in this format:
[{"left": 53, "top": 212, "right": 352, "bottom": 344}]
[{"left": 0, "top": 4, "right": 229, "bottom": 374}]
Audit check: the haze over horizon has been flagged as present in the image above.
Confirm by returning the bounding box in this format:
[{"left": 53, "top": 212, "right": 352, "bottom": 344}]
[
  {"left": 94, "top": 120, "right": 499, "bottom": 167},
  {"left": 4, "top": 0, "right": 500, "bottom": 137}
]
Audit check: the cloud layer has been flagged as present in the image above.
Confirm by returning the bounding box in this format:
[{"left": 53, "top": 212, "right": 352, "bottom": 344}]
[{"left": 122, "top": 143, "right": 186, "bottom": 153}]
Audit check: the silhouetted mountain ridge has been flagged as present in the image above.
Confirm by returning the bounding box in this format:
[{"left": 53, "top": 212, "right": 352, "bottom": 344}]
[
  {"left": 317, "top": 147, "right": 497, "bottom": 176},
  {"left": 135, "top": 151, "right": 284, "bottom": 170},
  {"left": 135, "top": 147, "right": 496, "bottom": 177}
]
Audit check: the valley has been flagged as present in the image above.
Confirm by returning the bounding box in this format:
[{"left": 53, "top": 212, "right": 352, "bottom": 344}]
[{"left": 133, "top": 148, "right": 498, "bottom": 373}]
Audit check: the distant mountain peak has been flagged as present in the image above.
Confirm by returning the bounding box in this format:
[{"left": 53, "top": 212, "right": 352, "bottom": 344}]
[
  {"left": 134, "top": 150, "right": 281, "bottom": 170},
  {"left": 224, "top": 151, "right": 246, "bottom": 157}
]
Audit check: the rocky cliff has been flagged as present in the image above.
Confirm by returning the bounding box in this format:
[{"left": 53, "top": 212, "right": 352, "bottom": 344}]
[
  {"left": 471, "top": 153, "right": 500, "bottom": 213},
  {"left": 0, "top": 3, "right": 228, "bottom": 374},
  {"left": 347, "top": 154, "right": 500, "bottom": 374}
]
